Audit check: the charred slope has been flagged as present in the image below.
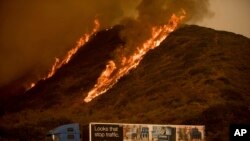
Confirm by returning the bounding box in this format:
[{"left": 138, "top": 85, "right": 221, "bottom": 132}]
[{"left": 0, "top": 25, "right": 250, "bottom": 141}]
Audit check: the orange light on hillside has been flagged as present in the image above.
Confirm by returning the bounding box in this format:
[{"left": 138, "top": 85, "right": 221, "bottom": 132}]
[
  {"left": 83, "top": 11, "right": 186, "bottom": 103},
  {"left": 26, "top": 19, "right": 100, "bottom": 90},
  {"left": 44, "top": 19, "right": 100, "bottom": 80}
]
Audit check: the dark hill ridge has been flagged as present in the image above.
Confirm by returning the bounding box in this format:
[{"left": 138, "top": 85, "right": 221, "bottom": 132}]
[{"left": 0, "top": 25, "right": 250, "bottom": 141}]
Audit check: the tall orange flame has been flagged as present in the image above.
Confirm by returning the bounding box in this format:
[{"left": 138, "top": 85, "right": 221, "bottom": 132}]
[
  {"left": 26, "top": 19, "right": 100, "bottom": 90},
  {"left": 84, "top": 11, "right": 186, "bottom": 103},
  {"left": 45, "top": 19, "right": 100, "bottom": 79}
]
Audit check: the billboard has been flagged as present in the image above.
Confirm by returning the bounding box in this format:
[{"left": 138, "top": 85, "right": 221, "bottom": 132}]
[{"left": 90, "top": 122, "right": 205, "bottom": 141}]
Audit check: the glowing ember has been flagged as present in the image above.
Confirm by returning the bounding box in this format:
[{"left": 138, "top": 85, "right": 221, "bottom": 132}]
[
  {"left": 25, "top": 82, "right": 36, "bottom": 91},
  {"left": 83, "top": 11, "right": 186, "bottom": 103},
  {"left": 26, "top": 19, "right": 100, "bottom": 90}
]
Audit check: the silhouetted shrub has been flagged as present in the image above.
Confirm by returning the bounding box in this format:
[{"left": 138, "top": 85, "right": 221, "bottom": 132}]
[
  {"left": 217, "top": 77, "right": 230, "bottom": 85},
  {"left": 220, "top": 88, "right": 242, "bottom": 101},
  {"left": 204, "top": 79, "right": 214, "bottom": 85},
  {"left": 0, "top": 125, "right": 42, "bottom": 141},
  {"left": 188, "top": 67, "right": 211, "bottom": 76},
  {"left": 38, "top": 117, "right": 72, "bottom": 128}
]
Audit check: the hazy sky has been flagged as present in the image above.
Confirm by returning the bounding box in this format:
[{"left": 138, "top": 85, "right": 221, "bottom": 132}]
[
  {"left": 0, "top": 0, "right": 249, "bottom": 87},
  {"left": 196, "top": 0, "right": 250, "bottom": 37}
]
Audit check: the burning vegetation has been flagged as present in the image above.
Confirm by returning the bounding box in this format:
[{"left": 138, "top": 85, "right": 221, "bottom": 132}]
[
  {"left": 45, "top": 20, "right": 100, "bottom": 79},
  {"left": 84, "top": 11, "right": 186, "bottom": 102},
  {"left": 24, "top": 0, "right": 212, "bottom": 102},
  {"left": 2, "top": 1, "right": 250, "bottom": 141},
  {"left": 26, "top": 20, "right": 100, "bottom": 90}
]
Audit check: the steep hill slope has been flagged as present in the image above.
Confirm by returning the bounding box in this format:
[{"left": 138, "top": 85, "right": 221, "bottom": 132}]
[
  {"left": 0, "top": 25, "right": 124, "bottom": 112},
  {"left": 0, "top": 25, "right": 250, "bottom": 141},
  {"left": 86, "top": 25, "right": 250, "bottom": 140}
]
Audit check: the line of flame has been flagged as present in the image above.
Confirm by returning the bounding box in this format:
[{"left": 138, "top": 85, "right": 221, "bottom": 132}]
[
  {"left": 45, "top": 19, "right": 100, "bottom": 79},
  {"left": 26, "top": 19, "right": 100, "bottom": 90},
  {"left": 83, "top": 12, "right": 186, "bottom": 103}
]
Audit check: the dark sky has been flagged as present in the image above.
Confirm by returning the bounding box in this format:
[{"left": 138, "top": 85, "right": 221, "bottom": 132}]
[{"left": 1, "top": 0, "right": 248, "bottom": 87}]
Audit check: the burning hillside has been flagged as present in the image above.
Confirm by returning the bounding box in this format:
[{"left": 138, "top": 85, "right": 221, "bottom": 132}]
[
  {"left": 1, "top": 24, "right": 250, "bottom": 141},
  {"left": 19, "top": 0, "right": 211, "bottom": 103},
  {"left": 24, "top": 11, "right": 186, "bottom": 103},
  {"left": 26, "top": 19, "right": 100, "bottom": 91},
  {"left": 84, "top": 11, "right": 186, "bottom": 103},
  {"left": 1, "top": 0, "right": 249, "bottom": 141},
  {"left": 0, "top": 0, "right": 212, "bottom": 98}
]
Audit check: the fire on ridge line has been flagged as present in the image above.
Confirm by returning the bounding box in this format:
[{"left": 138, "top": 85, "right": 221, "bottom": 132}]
[
  {"left": 26, "top": 10, "right": 186, "bottom": 104},
  {"left": 27, "top": 19, "right": 100, "bottom": 90},
  {"left": 83, "top": 10, "right": 186, "bottom": 103}
]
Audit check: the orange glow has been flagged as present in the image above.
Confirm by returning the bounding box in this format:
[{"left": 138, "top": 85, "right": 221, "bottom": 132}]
[
  {"left": 25, "top": 82, "right": 35, "bottom": 91},
  {"left": 83, "top": 11, "right": 186, "bottom": 103},
  {"left": 44, "top": 19, "right": 100, "bottom": 80},
  {"left": 84, "top": 61, "right": 117, "bottom": 102},
  {"left": 26, "top": 19, "right": 100, "bottom": 90}
]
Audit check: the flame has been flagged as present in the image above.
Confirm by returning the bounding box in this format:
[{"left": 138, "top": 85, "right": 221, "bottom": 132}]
[
  {"left": 45, "top": 19, "right": 100, "bottom": 80},
  {"left": 25, "top": 82, "right": 36, "bottom": 91},
  {"left": 83, "top": 11, "right": 186, "bottom": 103},
  {"left": 26, "top": 19, "right": 100, "bottom": 90}
]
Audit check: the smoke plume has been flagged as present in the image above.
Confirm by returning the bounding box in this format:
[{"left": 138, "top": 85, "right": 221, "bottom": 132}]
[
  {"left": 0, "top": 0, "right": 211, "bottom": 87},
  {"left": 115, "top": 0, "right": 212, "bottom": 68}
]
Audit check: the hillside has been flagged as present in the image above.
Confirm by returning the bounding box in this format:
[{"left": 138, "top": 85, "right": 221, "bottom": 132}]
[{"left": 1, "top": 25, "right": 250, "bottom": 141}]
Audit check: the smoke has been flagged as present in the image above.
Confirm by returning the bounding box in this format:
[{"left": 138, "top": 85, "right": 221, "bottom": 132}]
[
  {"left": 0, "top": 0, "right": 211, "bottom": 87},
  {"left": 196, "top": 0, "right": 250, "bottom": 38},
  {"left": 0, "top": 0, "right": 133, "bottom": 86},
  {"left": 116, "top": 0, "right": 212, "bottom": 65}
]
